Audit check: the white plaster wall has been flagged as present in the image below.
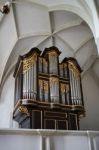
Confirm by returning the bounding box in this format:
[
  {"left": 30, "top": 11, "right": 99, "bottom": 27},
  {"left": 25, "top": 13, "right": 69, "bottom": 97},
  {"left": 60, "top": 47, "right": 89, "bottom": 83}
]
[
  {"left": 0, "top": 5, "right": 18, "bottom": 82},
  {"left": 0, "top": 130, "right": 99, "bottom": 150},
  {"left": 0, "top": 72, "right": 15, "bottom": 128},
  {"left": 80, "top": 70, "right": 99, "bottom": 130}
]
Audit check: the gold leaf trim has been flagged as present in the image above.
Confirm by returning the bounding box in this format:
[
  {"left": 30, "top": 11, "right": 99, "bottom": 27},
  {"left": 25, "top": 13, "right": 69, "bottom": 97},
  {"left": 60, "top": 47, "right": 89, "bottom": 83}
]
[
  {"left": 23, "top": 53, "right": 37, "bottom": 73},
  {"left": 18, "top": 106, "right": 30, "bottom": 116}
]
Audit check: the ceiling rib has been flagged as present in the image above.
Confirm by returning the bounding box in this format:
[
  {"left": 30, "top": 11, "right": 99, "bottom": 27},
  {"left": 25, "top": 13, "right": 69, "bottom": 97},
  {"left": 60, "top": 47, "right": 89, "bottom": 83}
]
[
  {"left": 54, "top": 34, "right": 74, "bottom": 53},
  {"left": 53, "top": 19, "right": 83, "bottom": 34},
  {"left": 89, "top": 68, "right": 99, "bottom": 88},
  {"left": 82, "top": 54, "right": 97, "bottom": 77},
  {"left": 12, "top": 3, "right": 21, "bottom": 38},
  {"left": 0, "top": 35, "right": 50, "bottom": 88},
  {"left": 31, "top": 36, "right": 50, "bottom": 48},
  {"left": 12, "top": 5, "right": 19, "bottom": 38},
  {"left": 19, "top": 32, "right": 51, "bottom": 40},
  {"left": 75, "top": 36, "right": 93, "bottom": 54}
]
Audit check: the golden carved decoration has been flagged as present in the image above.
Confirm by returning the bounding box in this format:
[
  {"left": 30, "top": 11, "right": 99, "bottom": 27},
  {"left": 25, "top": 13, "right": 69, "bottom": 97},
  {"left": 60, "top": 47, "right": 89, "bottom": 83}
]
[
  {"left": 49, "top": 51, "right": 57, "bottom": 58},
  {"left": 50, "top": 77, "right": 59, "bottom": 85},
  {"left": 44, "top": 80, "right": 48, "bottom": 91},
  {"left": 50, "top": 77, "right": 59, "bottom": 82},
  {"left": 23, "top": 53, "right": 37, "bottom": 73},
  {"left": 39, "top": 57, "right": 42, "bottom": 63},
  {"left": 39, "top": 80, "right": 48, "bottom": 91},
  {"left": 61, "top": 84, "right": 69, "bottom": 93},
  {"left": 18, "top": 106, "right": 29, "bottom": 116},
  {"left": 64, "top": 63, "right": 67, "bottom": 68},
  {"left": 39, "top": 80, "right": 43, "bottom": 89},
  {"left": 68, "top": 62, "right": 80, "bottom": 78},
  {"left": 43, "top": 58, "right": 48, "bottom": 66},
  {"left": 61, "top": 84, "right": 66, "bottom": 93}
]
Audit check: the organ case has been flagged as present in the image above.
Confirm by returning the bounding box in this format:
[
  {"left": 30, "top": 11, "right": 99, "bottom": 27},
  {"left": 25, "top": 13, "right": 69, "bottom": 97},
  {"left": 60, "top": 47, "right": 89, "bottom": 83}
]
[{"left": 13, "top": 46, "right": 85, "bottom": 130}]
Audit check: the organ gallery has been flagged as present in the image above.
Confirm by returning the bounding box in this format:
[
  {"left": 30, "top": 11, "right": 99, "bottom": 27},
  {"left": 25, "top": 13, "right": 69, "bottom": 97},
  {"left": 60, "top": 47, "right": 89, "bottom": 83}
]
[{"left": 13, "top": 46, "right": 85, "bottom": 130}]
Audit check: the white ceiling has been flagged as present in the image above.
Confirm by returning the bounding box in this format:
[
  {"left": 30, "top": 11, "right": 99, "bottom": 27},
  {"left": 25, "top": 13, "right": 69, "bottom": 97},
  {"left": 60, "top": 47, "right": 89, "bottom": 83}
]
[{"left": 0, "top": 0, "right": 99, "bottom": 88}]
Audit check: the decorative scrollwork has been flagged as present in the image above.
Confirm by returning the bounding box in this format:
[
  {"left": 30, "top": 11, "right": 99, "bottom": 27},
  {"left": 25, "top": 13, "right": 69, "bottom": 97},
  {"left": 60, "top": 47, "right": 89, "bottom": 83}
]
[
  {"left": 50, "top": 77, "right": 59, "bottom": 84},
  {"left": 64, "top": 63, "right": 67, "bottom": 68},
  {"left": 68, "top": 62, "right": 80, "bottom": 78},
  {"left": 43, "top": 58, "right": 48, "bottom": 66},
  {"left": 18, "top": 106, "right": 30, "bottom": 116},
  {"left": 61, "top": 84, "right": 66, "bottom": 93},
  {"left": 23, "top": 53, "right": 37, "bottom": 73},
  {"left": 44, "top": 80, "right": 48, "bottom": 91},
  {"left": 61, "top": 84, "right": 69, "bottom": 93},
  {"left": 39, "top": 80, "right": 48, "bottom": 91},
  {"left": 39, "top": 80, "right": 43, "bottom": 89},
  {"left": 49, "top": 51, "right": 58, "bottom": 58}
]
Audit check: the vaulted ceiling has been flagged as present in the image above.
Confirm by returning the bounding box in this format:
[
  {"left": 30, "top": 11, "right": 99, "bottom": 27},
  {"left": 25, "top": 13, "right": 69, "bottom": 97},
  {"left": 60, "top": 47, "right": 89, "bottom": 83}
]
[{"left": 0, "top": 0, "right": 99, "bottom": 89}]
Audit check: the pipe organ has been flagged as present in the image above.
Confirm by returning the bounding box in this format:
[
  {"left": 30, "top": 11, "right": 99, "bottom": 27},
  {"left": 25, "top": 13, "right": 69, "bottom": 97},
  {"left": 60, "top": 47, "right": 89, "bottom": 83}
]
[{"left": 13, "top": 46, "right": 85, "bottom": 130}]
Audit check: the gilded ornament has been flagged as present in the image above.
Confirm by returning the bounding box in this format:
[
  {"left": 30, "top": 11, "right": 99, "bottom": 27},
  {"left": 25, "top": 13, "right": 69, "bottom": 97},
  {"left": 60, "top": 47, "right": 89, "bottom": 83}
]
[
  {"left": 23, "top": 53, "right": 37, "bottom": 73},
  {"left": 61, "top": 84, "right": 69, "bottom": 93},
  {"left": 18, "top": 106, "right": 29, "bottom": 116},
  {"left": 44, "top": 80, "right": 48, "bottom": 91},
  {"left": 49, "top": 77, "right": 59, "bottom": 88},
  {"left": 68, "top": 62, "right": 80, "bottom": 78}
]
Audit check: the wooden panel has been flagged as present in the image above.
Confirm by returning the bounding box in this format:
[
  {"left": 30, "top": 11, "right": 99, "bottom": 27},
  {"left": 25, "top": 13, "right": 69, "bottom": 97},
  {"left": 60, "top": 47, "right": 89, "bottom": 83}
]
[
  {"left": 31, "top": 111, "right": 41, "bottom": 129},
  {"left": 45, "top": 119, "right": 55, "bottom": 129},
  {"left": 45, "top": 111, "right": 66, "bottom": 118},
  {"left": 20, "top": 117, "right": 30, "bottom": 129},
  {"left": 68, "top": 114, "right": 78, "bottom": 130},
  {"left": 57, "top": 120, "right": 67, "bottom": 130}
]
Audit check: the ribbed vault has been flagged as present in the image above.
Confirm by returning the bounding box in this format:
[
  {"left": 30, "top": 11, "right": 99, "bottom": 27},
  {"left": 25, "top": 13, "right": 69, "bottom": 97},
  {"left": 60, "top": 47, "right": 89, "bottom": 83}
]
[{"left": 0, "top": 0, "right": 99, "bottom": 90}]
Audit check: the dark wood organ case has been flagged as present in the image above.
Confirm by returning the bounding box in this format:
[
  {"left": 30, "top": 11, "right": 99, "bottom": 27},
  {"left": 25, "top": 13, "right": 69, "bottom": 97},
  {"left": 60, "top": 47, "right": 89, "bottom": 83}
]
[{"left": 13, "top": 46, "right": 85, "bottom": 130}]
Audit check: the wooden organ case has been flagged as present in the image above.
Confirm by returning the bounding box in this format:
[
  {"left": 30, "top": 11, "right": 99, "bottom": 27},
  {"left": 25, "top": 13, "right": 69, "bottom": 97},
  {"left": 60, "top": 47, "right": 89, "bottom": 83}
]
[{"left": 13, "top": 46, "right": 85, "bottom": 130}]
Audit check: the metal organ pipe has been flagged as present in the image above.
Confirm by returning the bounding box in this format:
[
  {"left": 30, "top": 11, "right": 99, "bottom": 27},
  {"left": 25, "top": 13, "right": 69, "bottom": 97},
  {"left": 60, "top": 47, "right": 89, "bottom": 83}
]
[
  {"left": 31, "top": 65, "right": 33, "bottom": 99},
  {"left": 26, "top": 70, "right": 28, "bottom": 99},
  {"left": 43, "top": 59, "right": 47, "bottom": 74},
  {"left": 39, "top": 58, "right": 42, "bottom": 73},
  {"left": 77, "top": 77, "right": 82, "bottom": 105},
  {"left": 49, "top": 53, "right": 58, "bottom": 75},
  {"left": 23, "top": 72, "right": 26, "bottom": 99},
  {"left": 60, "top": 65, "right": 63, "bottom": 77},
  {"left": 74, "top": 75, "right": 78, "bottom": 104},
  {"left": 72, "top": 71, "right": 76, "bottom": 105},
  {"left": 69, "top": 64, "right": 82, "bottom": 105},
  {"left": 28, "top": 68, "right": 31, "bottom": 99},
  {"left": 66, "top": 88, "right": 69, "bottom": 105},
  {"left": 69, "top": 69, "right": 74, "bottom": 104},
  {"left": 26, "top": 71, "right": 28, "bottom": 99},
  {"left": 50, "top": 78, "right": 59, "bottom": 103},
  {"left": 76, "top": 77, "right": 79, "bottom": 104},
  {"left": 34, "top": 62, "right": 37, "bottom": 100}
]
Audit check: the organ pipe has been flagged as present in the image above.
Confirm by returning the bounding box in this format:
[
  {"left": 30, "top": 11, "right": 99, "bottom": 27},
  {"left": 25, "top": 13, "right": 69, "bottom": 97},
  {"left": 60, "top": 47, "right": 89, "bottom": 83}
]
[{"left": 49, "top": 52, "right": 58, "bottom": 75}]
